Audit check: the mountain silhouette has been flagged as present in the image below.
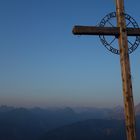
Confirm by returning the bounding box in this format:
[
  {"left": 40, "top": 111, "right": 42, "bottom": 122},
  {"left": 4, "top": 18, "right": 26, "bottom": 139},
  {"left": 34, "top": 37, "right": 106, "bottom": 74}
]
[
  {"left": 0, "top": 105, "right": 140, "bottom": 140},
  {"left": 40, "top": 119, "right": 126, "bottom": 140},
  {"left": 40, "top": 117, "right": 140, "bottom": 140}
]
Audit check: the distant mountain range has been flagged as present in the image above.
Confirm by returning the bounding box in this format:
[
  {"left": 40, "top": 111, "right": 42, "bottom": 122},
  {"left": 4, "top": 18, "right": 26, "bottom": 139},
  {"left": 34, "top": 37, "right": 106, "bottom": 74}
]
[
  {"left": 135, "top": 103, "right": 140, "bottom": 115},
  {"left": 0, "top": 104, "right": 140, "bottom": 140}
]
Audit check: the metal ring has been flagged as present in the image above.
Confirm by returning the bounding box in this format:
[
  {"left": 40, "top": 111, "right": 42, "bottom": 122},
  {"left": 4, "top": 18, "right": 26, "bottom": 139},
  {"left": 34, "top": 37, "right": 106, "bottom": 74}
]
[{"left": 99, "top": 12, "right": 140, "bottom": 55}]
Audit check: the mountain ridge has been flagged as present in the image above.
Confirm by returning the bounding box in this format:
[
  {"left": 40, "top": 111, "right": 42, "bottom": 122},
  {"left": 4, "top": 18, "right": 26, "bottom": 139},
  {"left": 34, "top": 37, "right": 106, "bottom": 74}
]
[{"left": 0, "top": 104, "right": 140, "bottom": 140}]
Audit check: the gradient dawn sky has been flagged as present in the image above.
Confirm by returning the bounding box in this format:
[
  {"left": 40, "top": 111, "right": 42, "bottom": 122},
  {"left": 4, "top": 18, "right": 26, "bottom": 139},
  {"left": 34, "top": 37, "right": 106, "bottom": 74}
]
[{"left": 0, "top": 0, "right": 140, "bottom": 108}]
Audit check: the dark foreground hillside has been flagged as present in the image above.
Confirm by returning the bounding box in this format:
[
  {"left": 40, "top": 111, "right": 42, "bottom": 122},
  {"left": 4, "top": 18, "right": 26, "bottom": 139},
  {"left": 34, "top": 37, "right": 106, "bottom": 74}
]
[
  {"left": 40, "top": 119, "right": 126, "bottom": 140},
  {"left": 41, "top": 117, "right": 140, "bottom": 140}
]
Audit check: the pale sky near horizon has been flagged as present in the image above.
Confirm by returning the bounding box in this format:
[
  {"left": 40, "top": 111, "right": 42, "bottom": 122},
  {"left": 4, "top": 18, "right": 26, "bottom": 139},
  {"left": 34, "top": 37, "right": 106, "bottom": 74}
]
[{"left": 0, "top": 0, "right": 140, "bottom": 108}]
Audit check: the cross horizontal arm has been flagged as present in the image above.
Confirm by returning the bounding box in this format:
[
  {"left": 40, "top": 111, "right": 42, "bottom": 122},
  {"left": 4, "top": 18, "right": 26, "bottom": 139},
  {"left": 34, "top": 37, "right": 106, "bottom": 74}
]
[{"left": 72, "top": 25, "right": 140, "bottom": 36}]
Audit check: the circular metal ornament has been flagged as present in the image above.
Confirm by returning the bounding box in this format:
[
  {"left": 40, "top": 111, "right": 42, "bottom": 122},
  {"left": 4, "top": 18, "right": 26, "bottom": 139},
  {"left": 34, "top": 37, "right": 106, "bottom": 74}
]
[{"left": 99, "top": 12, "right": 140, "bottom": 55}]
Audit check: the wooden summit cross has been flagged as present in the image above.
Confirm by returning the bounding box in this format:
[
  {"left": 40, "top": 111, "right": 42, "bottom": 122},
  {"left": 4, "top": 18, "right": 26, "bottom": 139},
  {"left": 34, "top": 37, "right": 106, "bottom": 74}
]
[{"left": 72, "top": 0, "right": 140, "bottom": 140}]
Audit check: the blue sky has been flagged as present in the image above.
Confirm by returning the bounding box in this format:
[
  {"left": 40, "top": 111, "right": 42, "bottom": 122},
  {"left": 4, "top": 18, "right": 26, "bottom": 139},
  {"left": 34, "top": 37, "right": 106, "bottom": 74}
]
[{"left": 0, "top": 0, "right": 140, "bottom": 108}]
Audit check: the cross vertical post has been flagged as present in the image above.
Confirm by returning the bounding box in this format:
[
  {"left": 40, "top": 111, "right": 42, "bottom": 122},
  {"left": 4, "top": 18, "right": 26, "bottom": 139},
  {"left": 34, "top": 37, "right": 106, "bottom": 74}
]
[
  {"left": 116, "top": 0, "right": 136, "bottom": 140},
  {"left": 72, "top": 0, "right": 139, "bottom": 140}
]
